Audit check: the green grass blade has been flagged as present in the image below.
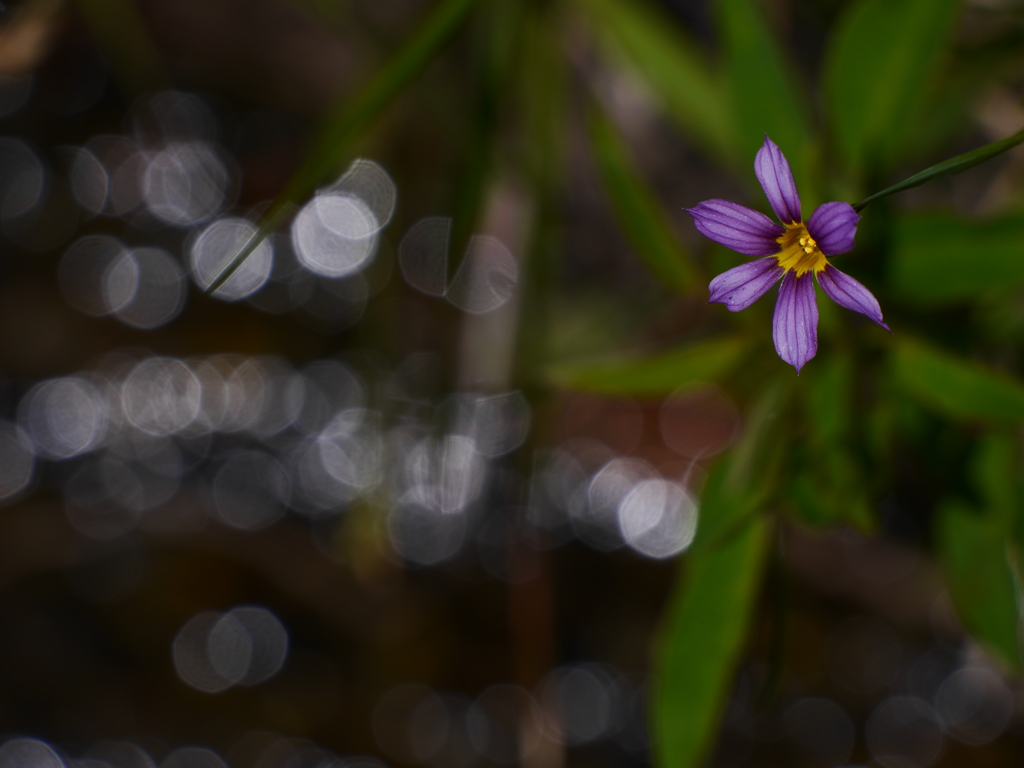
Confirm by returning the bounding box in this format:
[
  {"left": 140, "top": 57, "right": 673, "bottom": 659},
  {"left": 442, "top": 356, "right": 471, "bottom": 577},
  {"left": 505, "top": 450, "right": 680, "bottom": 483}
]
[
  {"left": 854, "top": 126, "right": 1024, "bottom": 212},
  {"left": 207, "top": 0, "right": 485, "bottom": 293},
  {"left": 587, "top": 105, "right": 699, "bottom": 293}
]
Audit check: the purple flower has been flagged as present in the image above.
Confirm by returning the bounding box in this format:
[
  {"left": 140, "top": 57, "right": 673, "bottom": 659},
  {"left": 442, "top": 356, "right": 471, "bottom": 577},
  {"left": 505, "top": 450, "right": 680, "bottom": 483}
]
[{"left": 687, "top": 136, "right": 889, "bottom": 373}]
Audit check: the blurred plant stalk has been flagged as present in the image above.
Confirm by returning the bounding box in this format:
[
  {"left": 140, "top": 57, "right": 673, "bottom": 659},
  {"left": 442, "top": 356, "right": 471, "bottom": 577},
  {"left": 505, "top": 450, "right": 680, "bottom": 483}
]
[{"left": 0, "top": 0, "right": 64, "bottom": 75}]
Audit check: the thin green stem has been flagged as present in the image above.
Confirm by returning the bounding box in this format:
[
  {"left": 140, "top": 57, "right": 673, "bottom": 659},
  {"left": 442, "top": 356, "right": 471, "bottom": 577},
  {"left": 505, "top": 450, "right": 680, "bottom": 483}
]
[
  {"left": 206, "top": 0, "right": 486, "bottom": 295},
  {"left": 853, "top": 126, "right": 1024, "bottom": 213}
]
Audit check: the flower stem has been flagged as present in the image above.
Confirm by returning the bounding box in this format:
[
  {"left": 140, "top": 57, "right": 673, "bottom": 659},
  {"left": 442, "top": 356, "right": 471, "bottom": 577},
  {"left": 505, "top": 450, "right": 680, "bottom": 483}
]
[{"left": 853, "top": 125, "right": 1024, "bottom": 213}]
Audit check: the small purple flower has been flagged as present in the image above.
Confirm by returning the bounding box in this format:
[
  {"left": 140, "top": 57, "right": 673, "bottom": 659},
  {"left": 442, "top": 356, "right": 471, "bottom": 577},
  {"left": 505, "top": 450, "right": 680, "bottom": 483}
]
[{"left": 687, "top": 135, "right": 890, "bottom": 373}]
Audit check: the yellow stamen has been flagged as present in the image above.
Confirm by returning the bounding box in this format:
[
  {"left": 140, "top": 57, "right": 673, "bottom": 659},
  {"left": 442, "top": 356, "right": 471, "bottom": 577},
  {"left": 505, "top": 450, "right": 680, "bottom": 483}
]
[{"left": 776, "top": 222, "right": 828, "bottom": 276}]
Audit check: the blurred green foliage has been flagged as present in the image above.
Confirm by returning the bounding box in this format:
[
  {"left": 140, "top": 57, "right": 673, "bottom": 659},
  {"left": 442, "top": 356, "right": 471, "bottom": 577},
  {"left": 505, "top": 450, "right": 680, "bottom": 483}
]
[
  {"left": 891, "top": 212, "right": 1024, "bottom": 303},
  {"left": 717, "top": 0, "right": 815, "bottom": 199},
  {"left": 654, "top": 514, "right": 770, "bottom": 767},
  {"left": 210, "top": 0, "right": 487, "bottom": 292},
  {"left": 581, "top": 0, "right": 736, "bottom": 161},
  {"left": 588, "top": 105, "right": 699, "bottom": 293},
  {"left": 937, "top": 499, "right": 1020, "bottom": 669},
  {"left": 534, "top": 0, "right": 1024, "bottom": 763},
  {"left": 547, "top": 337, "right": 747, "bottom": 397},
  {"left": 894, "top": 337, "right": 1024, "bottom": 424},
  {"left": 823, "top": 0, "right": 961, "bottom": 176},
  {"left": 652, "top": 383, "right": 788, "bottom": 766}
]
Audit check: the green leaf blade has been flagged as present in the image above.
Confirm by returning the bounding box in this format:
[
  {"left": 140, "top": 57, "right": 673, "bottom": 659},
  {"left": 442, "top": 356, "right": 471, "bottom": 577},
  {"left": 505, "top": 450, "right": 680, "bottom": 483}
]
[
  {"left": 823, "top": 0, "right": 961, "bottom": 174},
  {"left": 893, "top": 338, "right": 1024, "bottom": 424},
  {"left": 73, "top": 0, "right": 170, "bottom": 95},
  {"left": 790, "top": 354, "right": 874, "bottom": 530},
  {"left": 937, "top": 500, "right": 1021, "bottom": 670},
  {"left": 588, "top": 107, "right": 699, "bottom": 293},
  {"left": 652, "top": 516, "right": 770, "bottom": 767},
  {"left": 889, "top": 212, "right": 1024, "bottom": 304},
  {"left": 547, "top": 337, "right": 748, "bottom": 397},
  {"left": 581, "top": 0, "right": 738, "bottom": 162},
  {"left": 971, "top": 433, "right": 1017, "bottom": 532},
  {"left": 652, "top": 380, "right": 789, "bottom": 764},
  {"left": 715, "top": 0, "right": 815, "bottom": 197}
]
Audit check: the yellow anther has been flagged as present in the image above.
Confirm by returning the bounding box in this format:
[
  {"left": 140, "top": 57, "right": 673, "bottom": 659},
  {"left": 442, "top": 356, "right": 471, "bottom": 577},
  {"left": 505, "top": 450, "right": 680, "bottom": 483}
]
[
  {"left": 797, "top": 233, "right": 817, "bottom": 254},
  {"left": 775, "top": 223, "right": 827, "bottom": 276}
]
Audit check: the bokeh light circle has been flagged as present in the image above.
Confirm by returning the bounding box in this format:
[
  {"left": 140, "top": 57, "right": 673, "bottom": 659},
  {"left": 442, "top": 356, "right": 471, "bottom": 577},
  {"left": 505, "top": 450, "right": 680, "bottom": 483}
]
[
  {"left": 213, "top": 450, "right": 290, "bottom": 530},
  {"left": 19, "top": 377, "right": 109, "bottom": 459},
  {"left": 122, "top": 357, "right": 202, "bottom": 435},
  {"left": 617, "top": 479, "right": 698, "bottom": 559},
  {"left": 866, "top": 695, "right": 944, "bottom": 768},
  {"left": 0, "top": 420, "right": 35, "bottom": 501},
  {"left": 0, "top": 738, "right": 64, "bottom": 768},
  {"left": 110, "top": 247, "right": 187, "bottom": 329},
  {"left": 934, "top": 667, "right": 1013, "bottom": 746},
  {"left": 291, "top": 193, "right": 379, "bottom": 278},
  {"left": 144, "top": 141, "right": 229, "bottom": 226},
  {"left": 190, "top": 217, "right": 273, "bottom": 300}
]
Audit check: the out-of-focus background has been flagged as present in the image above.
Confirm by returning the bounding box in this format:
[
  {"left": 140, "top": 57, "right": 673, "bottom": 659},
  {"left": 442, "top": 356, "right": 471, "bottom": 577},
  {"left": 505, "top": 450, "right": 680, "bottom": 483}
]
[{"left": 2, "top": 0, "right": 1024, "bottom": 766}]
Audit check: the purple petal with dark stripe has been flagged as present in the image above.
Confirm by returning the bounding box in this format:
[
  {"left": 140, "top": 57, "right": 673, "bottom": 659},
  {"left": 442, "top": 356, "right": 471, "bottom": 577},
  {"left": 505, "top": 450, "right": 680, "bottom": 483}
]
[
  {"left": 807, "top": 202, "right": 860, "bottom": 256},
  {"left": 755, "top": 136, "right": 802, "bottom": 225},
  {"left": 817, "top": 265, "right": 890, "bottom": 331},
  {"left": 708, "top": 256, "right": 784, "bottom": 311},
  {"left": 773, "top": 271, "right": 818, "bottom": 373},
  {"left": 686, "top": 200, "right": 785, "bottom": 256}
]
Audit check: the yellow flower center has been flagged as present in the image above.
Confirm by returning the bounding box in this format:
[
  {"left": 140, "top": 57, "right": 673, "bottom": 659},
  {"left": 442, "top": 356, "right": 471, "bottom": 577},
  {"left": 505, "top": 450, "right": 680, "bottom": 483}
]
[{"left": 775, "top": 222, "right": 829, "bottom": 277}]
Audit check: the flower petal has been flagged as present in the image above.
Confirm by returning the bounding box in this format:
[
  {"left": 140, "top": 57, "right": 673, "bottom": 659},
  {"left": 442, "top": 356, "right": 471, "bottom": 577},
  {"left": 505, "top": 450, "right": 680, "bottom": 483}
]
[
  {"left": 817, "top": 265, "right": 890, "bottom": 331},
  {"left": 686, "top": 200, "right": 785, "bottom": 255},
  {"left": 773, "top": 271, "right": 818, "bottom": 373},
  {"left": 807, "top": 202, "right": 860, "bottom": 256},
  {"left": 708, "top": 256, "right": 784, "bottom": 311},
  {"left": 754, "top": 135, "right": 802, "bottom": 225}
]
